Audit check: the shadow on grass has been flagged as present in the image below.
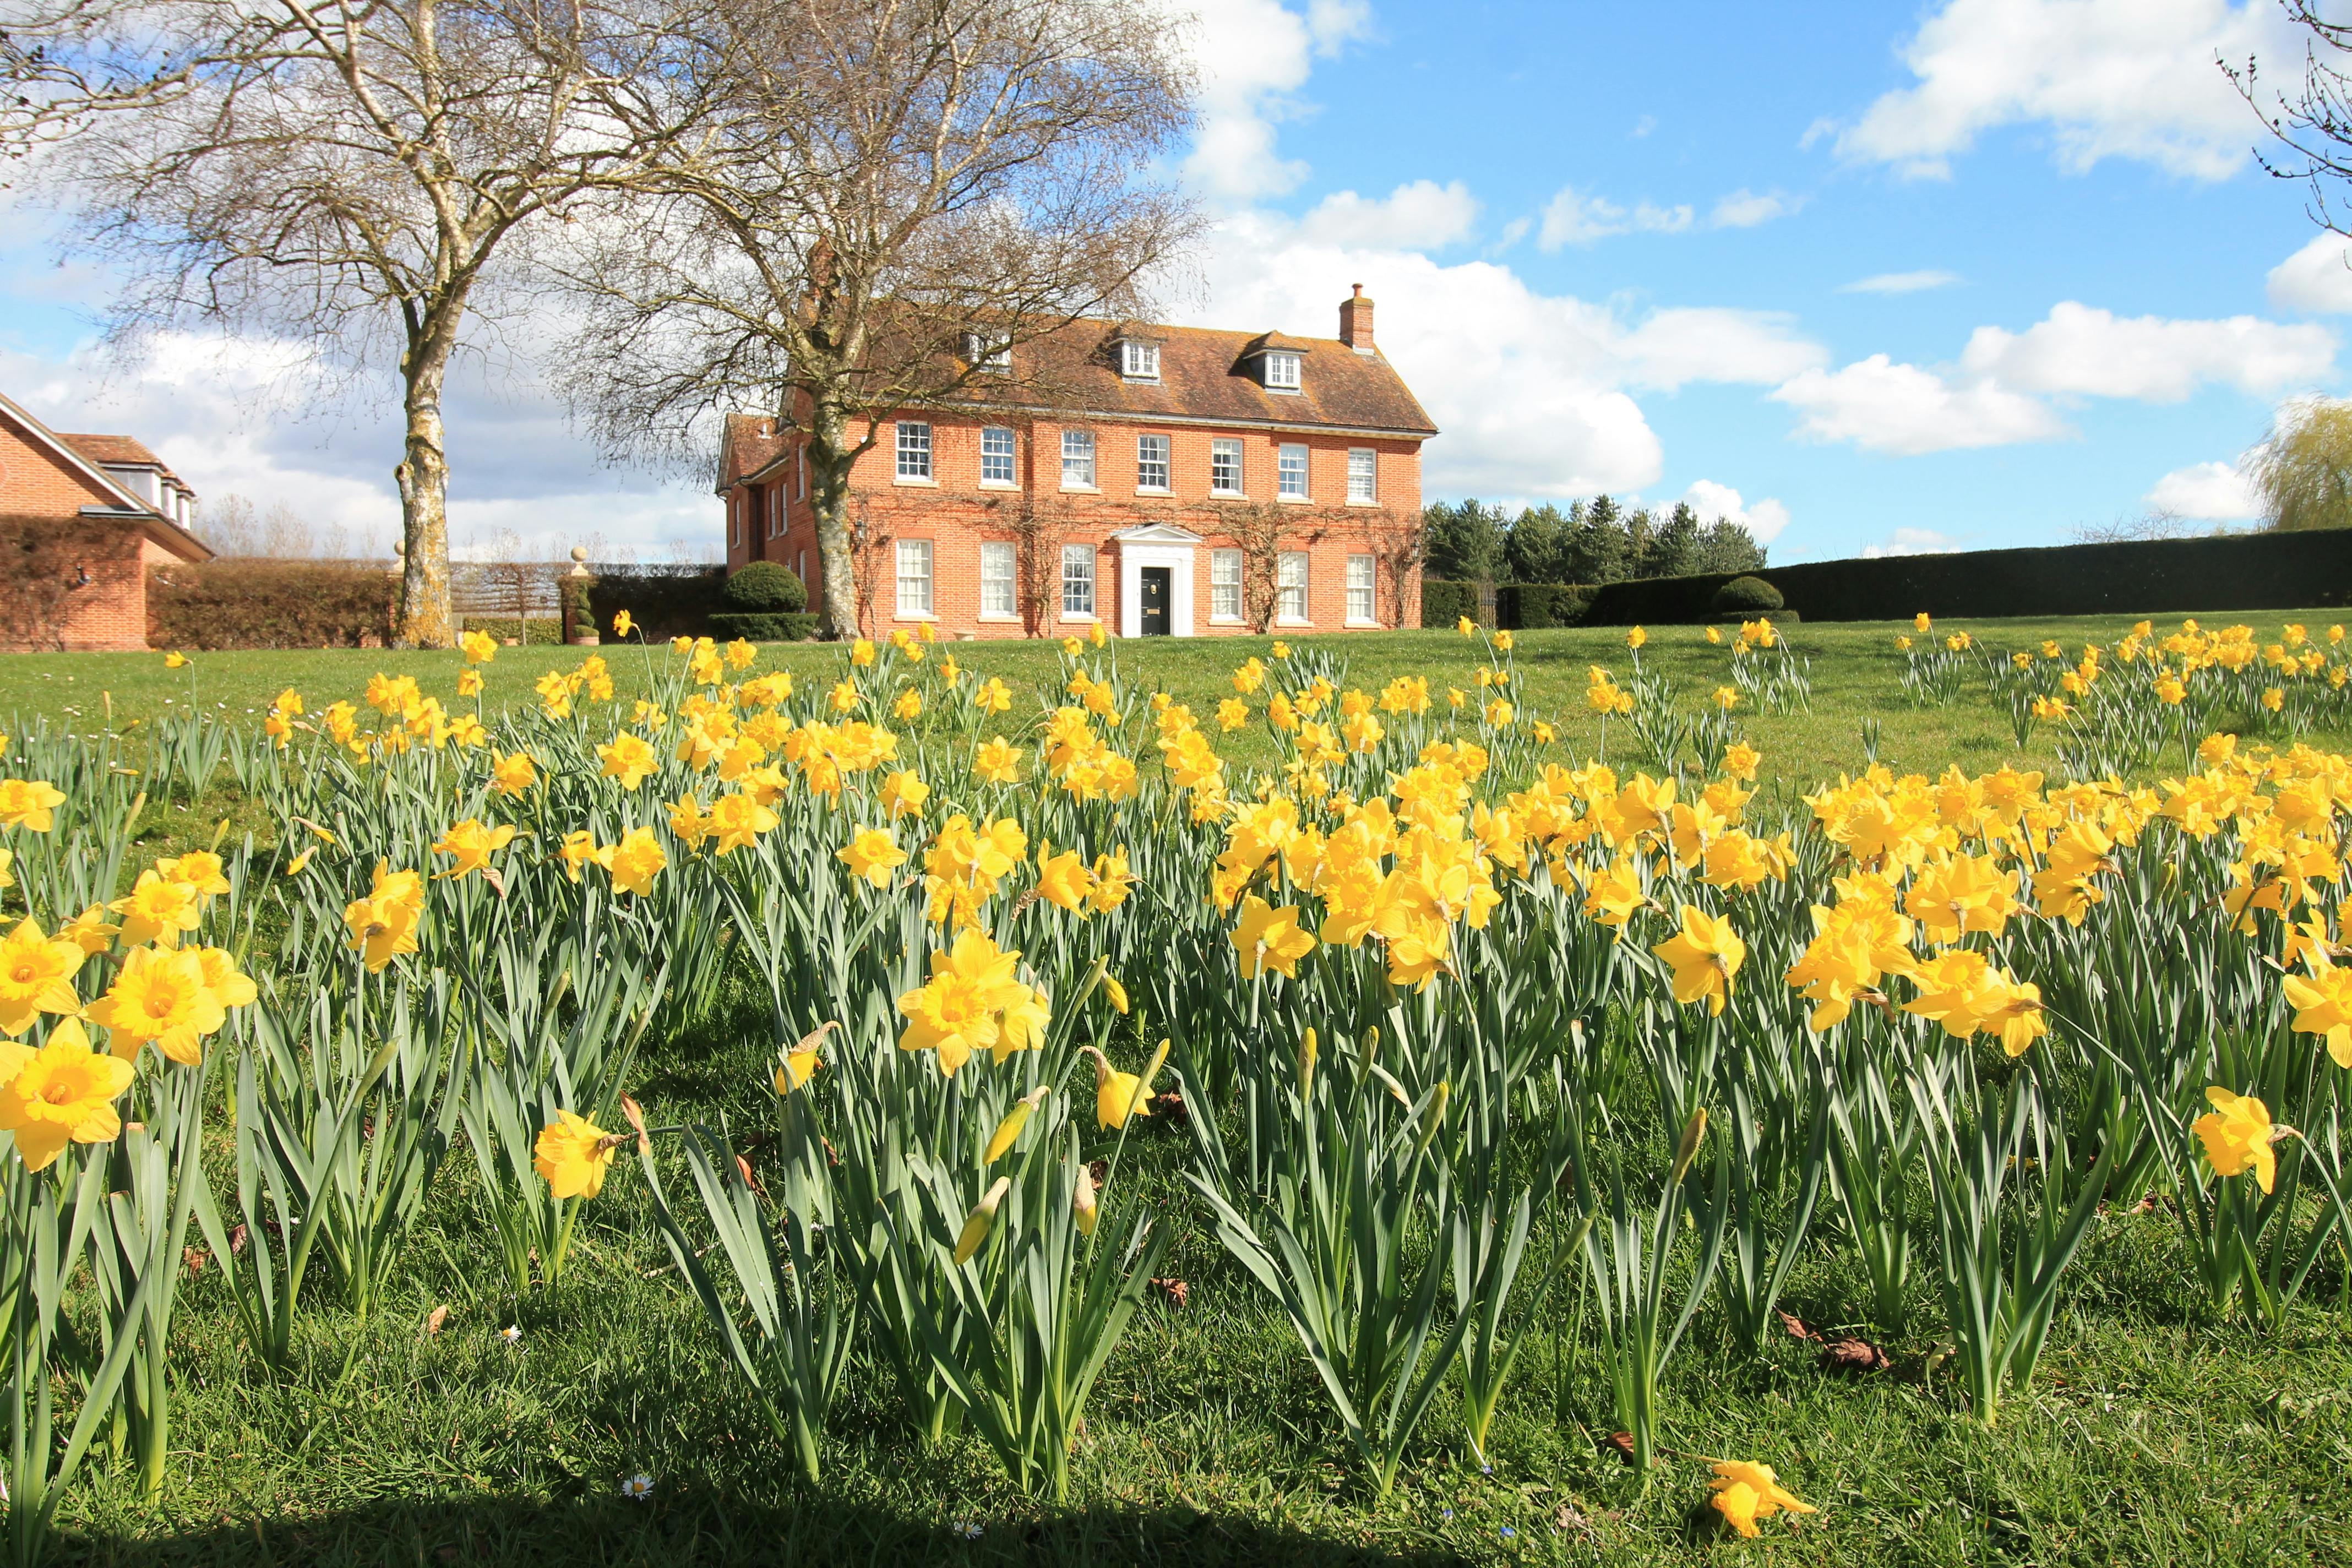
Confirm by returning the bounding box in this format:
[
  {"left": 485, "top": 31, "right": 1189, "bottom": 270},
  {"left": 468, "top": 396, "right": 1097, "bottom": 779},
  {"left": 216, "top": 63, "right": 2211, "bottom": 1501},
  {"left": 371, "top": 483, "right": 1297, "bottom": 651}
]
[{"left": 61, "top": 1493, "right": 1488, "bottom": 1567}]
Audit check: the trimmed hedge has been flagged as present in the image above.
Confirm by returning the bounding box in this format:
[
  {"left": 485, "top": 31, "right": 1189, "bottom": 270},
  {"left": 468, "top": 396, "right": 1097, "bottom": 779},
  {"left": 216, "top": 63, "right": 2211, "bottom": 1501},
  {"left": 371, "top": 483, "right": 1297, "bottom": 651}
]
[
  {"left": 1420, "top": 578, "right": 1482, "bottom": 629},
  {"left": 587, "top": 564, "right": 728, "bottom": 640},
  {"left": 1498, "top": 582, "right": 1594, "bottom": 629},
  {"left": 462, "top": 616, "right": 563, "bottom": 647},
  {"left": 710, "top": 611, "right": 821, "bottom": 643},
  {"left": 147, "top": 559, "right": 393, "bottom": 649},
  {"left": 1584, "top": 529, "right": 2352, "bottom": 625}
]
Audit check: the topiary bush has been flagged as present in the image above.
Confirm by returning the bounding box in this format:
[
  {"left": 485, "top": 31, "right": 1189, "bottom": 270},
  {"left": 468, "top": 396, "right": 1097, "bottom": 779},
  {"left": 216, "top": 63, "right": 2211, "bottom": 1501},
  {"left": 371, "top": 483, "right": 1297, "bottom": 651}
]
[
  {"left": 725, "top": 561, "right": 807, "bottom": 614},
  {"left": 1711, "top": 575, "right": 1784, "bottom": 613}
]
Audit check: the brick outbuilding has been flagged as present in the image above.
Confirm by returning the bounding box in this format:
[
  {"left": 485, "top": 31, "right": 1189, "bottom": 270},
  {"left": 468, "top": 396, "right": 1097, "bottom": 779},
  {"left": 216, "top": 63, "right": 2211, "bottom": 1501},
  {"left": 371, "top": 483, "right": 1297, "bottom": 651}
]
[
  {"left": 1, "top": 392, "right": 213, "bottom": 651},
  {"left": 719, "top": 287, "right": 1436, "bottom": 639}
]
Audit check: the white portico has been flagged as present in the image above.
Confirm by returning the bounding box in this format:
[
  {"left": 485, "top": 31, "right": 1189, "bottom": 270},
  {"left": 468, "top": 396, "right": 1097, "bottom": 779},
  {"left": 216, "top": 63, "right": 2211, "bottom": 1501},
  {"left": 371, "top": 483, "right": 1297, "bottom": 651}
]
[{"left": 1110, "top": 522, "right": 1203, "bottom": 638}]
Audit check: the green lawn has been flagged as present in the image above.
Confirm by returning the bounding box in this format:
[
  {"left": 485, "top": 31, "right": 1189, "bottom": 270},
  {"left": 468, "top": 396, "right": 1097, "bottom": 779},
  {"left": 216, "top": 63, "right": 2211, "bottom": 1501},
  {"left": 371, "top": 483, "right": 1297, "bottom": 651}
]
[
  {"left": 10, "top": 608, "right": 2349, "bottom": 791},
  {"left": 6, "top": 612, "right": 2352, "bottom": 1566}
]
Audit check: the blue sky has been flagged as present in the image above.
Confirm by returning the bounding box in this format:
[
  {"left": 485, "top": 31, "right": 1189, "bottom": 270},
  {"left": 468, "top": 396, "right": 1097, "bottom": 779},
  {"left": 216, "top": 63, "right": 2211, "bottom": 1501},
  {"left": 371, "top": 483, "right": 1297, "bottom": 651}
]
[{"left": 4, "top": 0, "right": 2348, "bottom": 563}]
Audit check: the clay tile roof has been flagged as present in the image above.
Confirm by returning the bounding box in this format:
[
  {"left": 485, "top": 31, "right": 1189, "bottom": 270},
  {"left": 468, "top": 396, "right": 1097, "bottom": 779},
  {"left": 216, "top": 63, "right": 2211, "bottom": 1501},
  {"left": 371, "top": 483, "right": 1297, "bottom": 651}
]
[
  {"left": 717, "top": 413, "right": 789, "bottom": 489},
  {"left": 949, "top": 317, "right": 1436, "bottom": 437},
  {"left": 59, "top": 433, "right": 190, "bottom": 494}
]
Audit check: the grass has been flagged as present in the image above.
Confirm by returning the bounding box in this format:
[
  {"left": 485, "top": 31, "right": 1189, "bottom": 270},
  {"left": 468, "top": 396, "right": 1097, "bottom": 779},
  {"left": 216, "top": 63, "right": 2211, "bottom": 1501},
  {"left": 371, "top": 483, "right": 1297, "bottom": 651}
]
[
  {"left": 10, "top": 608, "right": 2352, "bottom": 793},
  {"left": 9, "top": 611, "right": 2352, "bottom": 1565}
]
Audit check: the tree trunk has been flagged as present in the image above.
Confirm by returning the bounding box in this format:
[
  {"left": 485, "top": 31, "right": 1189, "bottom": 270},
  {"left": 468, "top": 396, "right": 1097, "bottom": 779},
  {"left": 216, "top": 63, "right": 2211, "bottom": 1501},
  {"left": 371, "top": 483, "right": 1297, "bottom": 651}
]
[
  {"left": 807, "top": 400, "right": 862, "bottom": 640},
  {"left": 394, "top": 315, "right": 460, "bottom": 647}
]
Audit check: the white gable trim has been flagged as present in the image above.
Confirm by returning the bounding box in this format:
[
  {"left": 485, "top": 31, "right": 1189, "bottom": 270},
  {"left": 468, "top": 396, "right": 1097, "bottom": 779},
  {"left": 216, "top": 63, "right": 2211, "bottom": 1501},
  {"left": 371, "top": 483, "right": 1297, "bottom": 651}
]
[
  {"left": 1108, "top": 522, "right": 1206, "bottom": 546},
  {"left": 0, "top": 392, "right": 162, "bottom": 517}
]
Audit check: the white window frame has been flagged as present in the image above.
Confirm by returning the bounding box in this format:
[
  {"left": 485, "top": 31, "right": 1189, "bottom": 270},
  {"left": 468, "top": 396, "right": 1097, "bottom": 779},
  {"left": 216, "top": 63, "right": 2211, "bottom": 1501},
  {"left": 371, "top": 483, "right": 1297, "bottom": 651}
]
[
  {"left": 896, "top": 421, "right": 933, "bottom": 482},
  {"left": 980, "top": 426, "right": 1016, "bottom": 487},
  {"left": 1348, "top": 449, "right": 1378, "bottom": 505},
  {"left": 1346, "top": 553, "right": 1376, "bottom": 625},
  {"left": 1120, "top": 340, "right": 1161, "bottom": 380},
  {"left": 1265, "top": 351, "right": 1302, "bottom": 391},
  {"left": 1278, "top": 443, "right": 1310, "bottom": 501},
  {"left": 797, "top": 445, "right": 807, "bottom": 501},
  {"left": 895, "top": 538, "right": 934, "bottom": 618},
  {"left": 1060, "top": 543, "right": 1097, "bottom": 618},
  {"left": 767, "top": 487, "right": 780, "bottom": 538},
  {"left": 980, "top": 541, "right": 1018, "bottom": 618},
  {"left": 1061, "top": 429, "right": 1097, "bottom": 491},
  {"left": 1136, "top": 433, "right": 1170, "bottom": 493},
  {"left": 1210, "top": 548, "right": 1244, "bottom": 623},
  {"left": 964, "top": 332, "right": 1010, "bottom": 372},
  {"left": 1277, "top": 551, "right": 1310, "bottom": 624},
  {"left": 728, "top": 494, "right": 741, "bottom": 550},
  {"left": 1210, "top": 438, "right": 1244, "bottom": 496}
]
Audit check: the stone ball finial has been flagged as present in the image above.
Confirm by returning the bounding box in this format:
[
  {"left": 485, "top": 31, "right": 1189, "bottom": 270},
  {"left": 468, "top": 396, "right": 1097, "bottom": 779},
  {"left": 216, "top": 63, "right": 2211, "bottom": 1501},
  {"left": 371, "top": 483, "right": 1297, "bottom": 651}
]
[{"left": 571, "top": 545, "right": 589, "bottom": 563}]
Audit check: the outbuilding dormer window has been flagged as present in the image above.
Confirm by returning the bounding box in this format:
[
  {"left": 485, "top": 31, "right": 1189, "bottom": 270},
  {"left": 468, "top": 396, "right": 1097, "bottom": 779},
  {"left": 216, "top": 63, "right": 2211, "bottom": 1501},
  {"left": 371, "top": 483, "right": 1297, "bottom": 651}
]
[
  {"left": 963, "top": 331, "right": 1011, "bottom": 372},
  {"left": 1119, "top": 339, "right": 1161, "bottom": 380},
  {"left": 1264, "top": 350, "right": 1302, "bottom": 391}
]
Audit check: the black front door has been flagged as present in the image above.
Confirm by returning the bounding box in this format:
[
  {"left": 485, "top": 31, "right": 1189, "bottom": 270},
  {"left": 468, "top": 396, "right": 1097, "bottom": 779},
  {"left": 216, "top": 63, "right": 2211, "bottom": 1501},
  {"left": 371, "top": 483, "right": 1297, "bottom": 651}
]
[{"left": 1140, "top": 567, "right": 1171, "bottom": 635}]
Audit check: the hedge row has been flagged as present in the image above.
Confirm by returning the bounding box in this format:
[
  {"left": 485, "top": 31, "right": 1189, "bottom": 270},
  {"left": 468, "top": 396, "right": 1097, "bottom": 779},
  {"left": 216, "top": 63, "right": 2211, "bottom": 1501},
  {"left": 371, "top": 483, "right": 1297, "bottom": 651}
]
[
  {"left": 147, "top": 560, "right": 393, "bottom": 650},
  {"left": 1581, "top": 529, "right": 2352, "bottom": 626},
  {"left": 710, "top": 611, "right": 823, "bottom": 643},
  {"left": 1420, "top": 579, "right": 1597, "bottom": 630},
  {"left": 585, "top": 564, "right": 729, "bottom": 641}
]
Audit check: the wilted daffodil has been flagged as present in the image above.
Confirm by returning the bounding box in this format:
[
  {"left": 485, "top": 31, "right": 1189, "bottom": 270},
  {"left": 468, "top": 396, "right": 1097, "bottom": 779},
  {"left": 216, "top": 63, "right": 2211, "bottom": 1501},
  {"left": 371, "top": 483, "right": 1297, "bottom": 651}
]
[
  {"left": 2193, "top": 1086, "right": 2278, "bottom": 1194},
  {"left": 1707, "top": 1460, "right": 1816, "bottom": 1539},
  {"left": 533, "top": 1110, "right": 619, "bottom": 1200},
  {"left": 0, "top": 1019, "right": 135, "bottom": 1171}
]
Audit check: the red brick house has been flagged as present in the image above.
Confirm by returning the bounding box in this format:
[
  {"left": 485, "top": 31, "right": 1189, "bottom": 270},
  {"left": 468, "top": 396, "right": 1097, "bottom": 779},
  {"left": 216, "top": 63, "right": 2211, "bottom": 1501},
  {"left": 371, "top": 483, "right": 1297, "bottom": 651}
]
[
  {"left": 2, "top": 392, "right": 212, "bottom": 651},
  {"left": 718, "top": 287, "right": 1435, "bottom": 639}
]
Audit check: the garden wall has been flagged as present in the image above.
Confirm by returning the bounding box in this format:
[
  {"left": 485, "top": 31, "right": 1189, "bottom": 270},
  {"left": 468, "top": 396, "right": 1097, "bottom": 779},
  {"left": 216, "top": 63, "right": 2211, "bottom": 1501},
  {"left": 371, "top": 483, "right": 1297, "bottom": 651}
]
[{"left": 1581, "top": 530, "right": 2352, "bottom": 626}]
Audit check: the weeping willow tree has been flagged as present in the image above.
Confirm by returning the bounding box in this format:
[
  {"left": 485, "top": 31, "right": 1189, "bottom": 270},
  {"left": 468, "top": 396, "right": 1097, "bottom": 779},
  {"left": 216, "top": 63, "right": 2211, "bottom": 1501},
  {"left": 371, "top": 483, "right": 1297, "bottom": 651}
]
[{"left": 2245, "top": 397, "right": 2352, "bottom": 532}]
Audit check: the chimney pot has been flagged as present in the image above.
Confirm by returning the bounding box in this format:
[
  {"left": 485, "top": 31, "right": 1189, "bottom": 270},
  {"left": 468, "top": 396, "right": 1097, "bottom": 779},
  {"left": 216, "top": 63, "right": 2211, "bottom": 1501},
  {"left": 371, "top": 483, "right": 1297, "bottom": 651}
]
[{"left": 1338, "top": 286, "right": 1375, "bottom": 355}]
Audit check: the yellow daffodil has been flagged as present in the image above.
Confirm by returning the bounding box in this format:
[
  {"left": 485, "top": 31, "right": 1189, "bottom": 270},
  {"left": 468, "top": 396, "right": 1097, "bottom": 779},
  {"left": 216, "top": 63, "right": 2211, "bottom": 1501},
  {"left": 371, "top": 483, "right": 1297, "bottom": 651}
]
[
  {"left": 2192, "top": 1086, "right": 2278, "bottom": 1194},
  {"left": 460, "top": 629, "right": 499, "bottom": 664},
  {"left": 492, "top": 752, "right": 538, "bottom": 796},
  {"left": 533, "top": 1110, "right": 618, "bottom": 1200},
  {"left": 431, "top": 818, "right": 515, "bottom": 880},
  {"left": 594, "top": 827, "right": 668, "bottom": 896},
  {"left": 0, "top": 919, "right": 85, "bottom": 1037},
  {"left": 0, "top": 778, "right": 69, "bottom": 834},
  {"left": 1652, "top": 905, "right": 1745, "bottom": 1016},
  {"left": 839, "top": 827, "right": 908, "bottom": 888},
  {"left": 0, "top": 1019, "right": 134, "bottom": 1170},
  {"left": 1232, "top": 895, "right": 1317, "bottom": 979},
  {"left": 340, "top": 862, "right": 426, "bottom": 972},
  {"left": 2283, "top": 962, "right": 2352, "bottom": 1067},
  {"left": 85, "top": 944, "right": 227, "bottom": 1064}
]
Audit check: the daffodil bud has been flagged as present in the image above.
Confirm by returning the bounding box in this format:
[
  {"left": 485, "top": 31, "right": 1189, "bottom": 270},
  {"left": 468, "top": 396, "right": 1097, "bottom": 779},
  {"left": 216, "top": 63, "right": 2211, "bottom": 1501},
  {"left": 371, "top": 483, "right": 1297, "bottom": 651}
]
[
  {"left": 1672, "top": 1106, "right": 1709, "bottom": 1184},
  {"left": 1072, "top": 1163, "right": 1099, "bottom": 1235},
  {"left": 1413, "top": 1081, "right": 1451, "bottom": 1158},
  {"left": 985, "top": 1087, "right": 1049, "bottom": 1164},
  {"left": 1298, "top": 1026, "right": 1317, "bottom": 1098},
  {"left": 954, "top": 1175, "right": 1012, "bottom": 1265}
]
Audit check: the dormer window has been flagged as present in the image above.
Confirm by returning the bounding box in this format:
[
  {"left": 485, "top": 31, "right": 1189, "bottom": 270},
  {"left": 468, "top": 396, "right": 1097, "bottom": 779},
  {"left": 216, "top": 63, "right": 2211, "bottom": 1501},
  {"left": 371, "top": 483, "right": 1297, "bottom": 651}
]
[
  {"left": 1120, "top": 339, "right": 1161, "bottom": 380},
  {"left": 963, "top": 331, "right": 1011, "bottom": 372},
  {"left": 1264, "top": 351, "right": 1302, "bottom": 391}
]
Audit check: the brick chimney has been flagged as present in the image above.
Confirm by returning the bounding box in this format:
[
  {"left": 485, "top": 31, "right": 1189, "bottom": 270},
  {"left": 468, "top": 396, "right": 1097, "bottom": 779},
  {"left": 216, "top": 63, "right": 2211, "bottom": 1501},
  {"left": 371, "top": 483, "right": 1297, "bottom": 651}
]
[{"left": 1338, "top": 284, "right": 1375, "bottom": 355}]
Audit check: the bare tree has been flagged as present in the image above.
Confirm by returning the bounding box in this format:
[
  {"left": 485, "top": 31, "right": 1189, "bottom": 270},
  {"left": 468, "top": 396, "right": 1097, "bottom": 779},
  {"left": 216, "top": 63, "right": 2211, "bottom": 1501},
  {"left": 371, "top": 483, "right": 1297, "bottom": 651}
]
[
  {"left": 554, "top": 0, "right": 1198, "bottom": 638},
  {"left": 1354, "top": 505, "right": 1426, "bottom": 629},
  {"left": 0, "top": 0, "right": 716, "bottom": 645}
]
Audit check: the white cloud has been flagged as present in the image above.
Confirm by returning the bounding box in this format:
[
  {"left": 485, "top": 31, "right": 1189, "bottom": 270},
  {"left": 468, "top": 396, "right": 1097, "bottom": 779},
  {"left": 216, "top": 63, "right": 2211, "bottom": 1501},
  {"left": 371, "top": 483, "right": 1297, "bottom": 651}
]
[
  {"left": 1709, "top": 189, "right": 1803, "bottom": 229},
  {"left": 1681, "top": 478, "right": 1791, "bottom": 543},
  {"left": 1771, "top": 355, "right": 2067, "bottom": 454},
  {"left": 2146, "top": 459, "right": 2263, "bottom": 519},
  {"left": 1189, "top": 211, "right": 1829, "bottom": 498},
  {"left": 1536, "top": 187, "right": 1692, "bottom": 249},
  {"left": 1615, "top": 308, "right": 1828, "bottom": 391},
  {"left": 1301, "top": 179, "right": 1479, "bottom": 249},
  {"left": 1182, "top": 0, "right": 1371, "bottom": 200},
  {"left": 1834, "top": 0, "right": 2290, "bottom": 181},
  {"left": 2268, "top": 232, "right": 2352, "bottom": 314},
  {"left": 1959, "top": 301, "right": 2334, "bottom": 400},
  {"left": 1861, "top": 527, "right": 1964, "bottom": 558},
  {"left": 1840, "top": 269, "right": 1964, "bottom": 295}
]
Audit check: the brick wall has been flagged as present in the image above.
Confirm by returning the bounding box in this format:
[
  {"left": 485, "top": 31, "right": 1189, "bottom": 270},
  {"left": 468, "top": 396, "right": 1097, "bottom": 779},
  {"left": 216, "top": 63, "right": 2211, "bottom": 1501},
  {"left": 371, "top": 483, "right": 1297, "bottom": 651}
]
[
  {"left": 744, "top": 412, "right": 1424, "bottom": 639},
  {"left": 2, "top": 411, "right": 193, "bottom": 651}
]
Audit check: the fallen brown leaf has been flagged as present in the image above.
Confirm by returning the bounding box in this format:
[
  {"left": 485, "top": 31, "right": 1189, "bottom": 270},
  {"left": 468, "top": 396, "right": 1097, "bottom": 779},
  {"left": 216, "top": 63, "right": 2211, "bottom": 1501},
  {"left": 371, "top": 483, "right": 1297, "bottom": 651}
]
[
  {"left": 423, "top": 1304, "right": 451, "bottom": 1338},
  {"left": 1151, "top": 1277, "right": 1189, "bottom": 1308},
  {"left": 1602, "top": 1431, "right": 1637, "bottom": 1465},
  {"left": 1819, "top": 1337, "right": 1891, "bottom": 1375},
  {"left": 1777, "top": 1309, "right": 1814, "bottom": 1341}
]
